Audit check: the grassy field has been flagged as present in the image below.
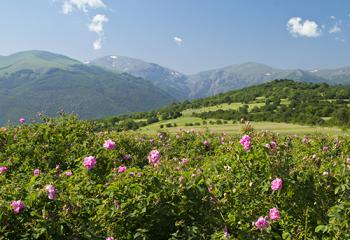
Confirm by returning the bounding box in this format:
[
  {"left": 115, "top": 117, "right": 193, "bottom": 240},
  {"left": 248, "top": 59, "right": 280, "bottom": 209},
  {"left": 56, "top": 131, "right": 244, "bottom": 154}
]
[
  {"left": 137, "top": 116, "right": 346, "bottom": 136},
  {"left": 181, "top": 98, "right": 290, "bottom": 117}
]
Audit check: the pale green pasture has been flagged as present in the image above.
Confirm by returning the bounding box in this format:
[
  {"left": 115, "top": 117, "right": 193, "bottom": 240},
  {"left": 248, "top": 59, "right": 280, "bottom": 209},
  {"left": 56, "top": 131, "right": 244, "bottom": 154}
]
[{"left": 137, "top": 116, "right": 346, "bottom": 136}]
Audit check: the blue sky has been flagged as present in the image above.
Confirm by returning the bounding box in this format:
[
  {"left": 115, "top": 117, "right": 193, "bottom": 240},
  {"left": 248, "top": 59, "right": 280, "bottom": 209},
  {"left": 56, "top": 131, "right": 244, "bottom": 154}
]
[{"left": 0, "top": 0, "right": 349, "bottom": 73}]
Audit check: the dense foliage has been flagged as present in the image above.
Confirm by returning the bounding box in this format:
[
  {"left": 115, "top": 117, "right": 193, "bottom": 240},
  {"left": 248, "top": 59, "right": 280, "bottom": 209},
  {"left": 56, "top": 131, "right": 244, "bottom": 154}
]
[
  {"left": 0, "top": 115, "right": 349, "bottom": 239},
  {"left": 190, "top": 80, "right": 350, "bottom": 127}
]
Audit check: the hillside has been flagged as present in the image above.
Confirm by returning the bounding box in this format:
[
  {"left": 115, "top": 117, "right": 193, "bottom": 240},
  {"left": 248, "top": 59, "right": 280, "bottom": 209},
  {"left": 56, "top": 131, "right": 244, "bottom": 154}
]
[
  {"left": 97, "top": 80, "right": 350, "bottom": 134},
  {"left": 90, "top": 55, "right": 190, "bottom": 100},
  {"left": 0, "top": 51, "right": 174, "bottom": 125}
]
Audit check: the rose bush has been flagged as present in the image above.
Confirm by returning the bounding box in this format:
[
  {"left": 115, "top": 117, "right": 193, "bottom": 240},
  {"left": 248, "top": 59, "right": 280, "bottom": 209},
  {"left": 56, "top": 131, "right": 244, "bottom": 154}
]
[{"left": 0, "top": 114, "right": 349, "bottom": 239}]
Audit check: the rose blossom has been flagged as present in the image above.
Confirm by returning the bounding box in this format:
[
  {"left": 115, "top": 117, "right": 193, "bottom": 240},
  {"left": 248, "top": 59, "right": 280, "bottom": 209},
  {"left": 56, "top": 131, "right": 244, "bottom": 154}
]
[
  {"left": 103, "top": 139, "right": 116, "bottom": 150},
  {"left": 106, "top": 237, "right": 114, "bottom": 240},
  {"left": 240, "top": 135, "right": 251, "bottom": 144},
  {"left": 118, "top": 166, "right": 127, "bottom": 173},
  {"left": 148, "top": 150, "right": 160, "bottom": 166},
  {"left": 84, "top": 156, "right": 96, "bottom": 170},
  {"left": 255, "top": 217, "right": 270, "bottom": 230},
  {"left": 269, "top": 207, "right": 280, "bottom": 221},
  {"left": 11, "top": 200, "right": 25, "bottom": 214},
  {"left": 240, "top": 135, "right": 252, "bottom": 151},
  {"left": 45, "top": 184, "right": 56, "bottom": 200},
  {"left": 0, "top": 166, "right": 8, "bottom": 174},
  {"left": 19, "top": 117, "right": 26, "bottom": 124},
  {"left": 271, "top": 177, "right": 282, "bottom": 191},
  {"left": 243, "top": 141, "right": 252, "bottom": 150},
  {"left": 65, "top": 170, "right": 73, "bottom": 177}
]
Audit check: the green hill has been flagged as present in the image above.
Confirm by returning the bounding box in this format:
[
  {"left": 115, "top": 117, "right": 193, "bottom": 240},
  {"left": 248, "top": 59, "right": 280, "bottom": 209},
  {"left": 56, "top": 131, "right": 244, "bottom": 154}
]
[
  {"left": 0, "top": 51, "right": 174, "bottom": 125},
  {"left": 99, "top": 80, "right": 350, "bottom": 134}
]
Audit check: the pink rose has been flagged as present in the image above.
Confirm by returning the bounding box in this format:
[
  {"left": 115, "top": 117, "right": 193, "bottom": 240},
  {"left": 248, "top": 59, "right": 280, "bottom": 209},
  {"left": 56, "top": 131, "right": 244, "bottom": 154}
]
[
  {"left": 65, "top": 170, "right": 73, "bottom": 177},
  {"left": 240, "top": 135, "right": 252, "bottom": 151},
  {"left": 84, "top": 156, "right": 96, "bottom": 170},
  {"left": 240, "top": 135, "right": 251, "bottom": 144},
  {"left": 269, "top": 207, "right": 280, "bottom": 221},
  {"left": 0, "top": 166, "right": 8, "bottom": 174},
  {"left": 118, "top": 166, "right": 127, "bottom": 173},
  {"left": 271, "top": 177, "right": 282, "bottom": 191},
  {"left": 11, "top": 200, "right": 25, "bottom": 214},
  {"left": 103, "top": 139, "right": 116, "bottom": 150},
  {"left": 148, "top": 150, "right": 160, "bottom": 166},
  {"left": 45, "top": 184, "right": 56, "bottom": 200},
  {"left": 255, "top": 217, "right": 270, "bottom": 230},
  {"left": 243, "top": 141, "right": 252, "bottom": 151},
  {"left": 19, "top": 117, "right": 26, "bottom": 124}
]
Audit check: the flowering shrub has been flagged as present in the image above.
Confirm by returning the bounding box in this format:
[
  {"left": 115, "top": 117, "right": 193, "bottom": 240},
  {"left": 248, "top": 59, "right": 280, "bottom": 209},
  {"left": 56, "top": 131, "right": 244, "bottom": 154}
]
[{"left": 0, "top": 114, "right": 349, "bottom": 239}]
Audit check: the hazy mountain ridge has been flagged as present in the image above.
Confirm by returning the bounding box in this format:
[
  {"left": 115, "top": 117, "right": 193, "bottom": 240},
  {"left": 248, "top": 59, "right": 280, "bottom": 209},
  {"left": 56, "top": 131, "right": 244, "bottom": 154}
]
[
  {"left": 91, "top": 56, "right": 349, "bottom": 99},
  {"left": 90, "top": 55, "right": 190, "bottom": 100}
]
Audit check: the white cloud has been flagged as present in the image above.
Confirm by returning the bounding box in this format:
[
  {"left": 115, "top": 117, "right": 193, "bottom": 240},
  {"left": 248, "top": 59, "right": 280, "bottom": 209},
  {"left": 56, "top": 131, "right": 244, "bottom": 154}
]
[
  {"left": 88, "top": 14, "right": 108, "bottom": 50},
  {"left": 93, "top": 38, "right": 102, "bottom": 50},
  {"left": 287, "top": 17, "right": 321, "bottom": 38},
  {"left": 330, "top": 16, "right": 336, "bottom": 20},
  {"left": 329, "top": 24, "right": 341, "bottom": 34},
  {"left": 55, "top": 0, "right": 109, "bottom": 51},
  {"left": 62, "top": 0, "right": 106, "bottom": 14},
  {"left": 88, "top": 14, "right": 108, "bottom": 34},
  {"left": 174, "top": 36, "right": 183, "bottom": 45}
]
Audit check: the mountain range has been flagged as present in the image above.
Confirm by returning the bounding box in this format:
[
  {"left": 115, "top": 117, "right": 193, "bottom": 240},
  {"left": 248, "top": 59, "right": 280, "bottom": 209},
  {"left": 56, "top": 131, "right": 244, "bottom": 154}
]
[
  {"left": 91, "top": 56, "right": 350, "bottom": 99},
  {"left": 0, "top": 50, "right": 349, "bottom": 124}
]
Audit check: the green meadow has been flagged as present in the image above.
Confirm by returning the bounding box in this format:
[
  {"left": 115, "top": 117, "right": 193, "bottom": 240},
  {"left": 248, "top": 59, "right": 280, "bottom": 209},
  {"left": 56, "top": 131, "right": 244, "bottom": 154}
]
[{"left": 138, "top": 116, "right": 345, "bottom": 136}]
